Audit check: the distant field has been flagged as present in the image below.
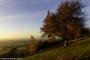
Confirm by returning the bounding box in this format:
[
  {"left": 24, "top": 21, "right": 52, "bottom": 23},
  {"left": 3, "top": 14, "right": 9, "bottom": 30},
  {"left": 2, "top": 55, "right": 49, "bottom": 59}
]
[
  {"left": 22, "top": 36, "right": 90, "bottom": 60},
  {"left": 0, "top": 39, "right": 30, "bottom": 48},
  {"left": 0, "top": 39, "right": 30, "bottom": 57}
]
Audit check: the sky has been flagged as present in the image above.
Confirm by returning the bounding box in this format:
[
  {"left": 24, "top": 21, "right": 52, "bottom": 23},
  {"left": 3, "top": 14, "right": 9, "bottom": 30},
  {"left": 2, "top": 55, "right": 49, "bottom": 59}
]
[{"left": 0, "top": 0, "right": 90, "bottom": 40}]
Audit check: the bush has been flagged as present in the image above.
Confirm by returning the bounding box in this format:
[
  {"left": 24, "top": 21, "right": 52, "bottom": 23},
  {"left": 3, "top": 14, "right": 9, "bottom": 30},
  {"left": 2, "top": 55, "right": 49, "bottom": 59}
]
[
  {"left": 37, "top": 40, "right": 48, "bottom": 50},
  {"left": 37, "top": 37, "right": 64, "bottom": 51}
]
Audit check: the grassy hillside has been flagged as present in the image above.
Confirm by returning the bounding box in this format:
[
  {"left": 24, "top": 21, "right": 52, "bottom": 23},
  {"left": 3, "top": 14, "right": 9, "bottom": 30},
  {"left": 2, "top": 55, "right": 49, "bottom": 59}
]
[{"left": 21, "top": 36, "right": 90, "bottom": 60}]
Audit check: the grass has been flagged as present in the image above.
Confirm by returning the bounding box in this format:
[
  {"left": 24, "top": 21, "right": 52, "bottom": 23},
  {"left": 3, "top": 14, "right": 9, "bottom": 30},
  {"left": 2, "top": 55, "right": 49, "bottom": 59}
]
[{"left": 20, "top": 36, "right": 90, "bottom": 60}]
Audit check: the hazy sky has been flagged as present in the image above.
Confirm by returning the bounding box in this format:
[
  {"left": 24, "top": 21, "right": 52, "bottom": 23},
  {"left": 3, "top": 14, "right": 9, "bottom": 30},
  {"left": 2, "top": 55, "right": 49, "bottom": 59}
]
[{"left": 0, "top": 0, "right": 90, "bottom": 39}]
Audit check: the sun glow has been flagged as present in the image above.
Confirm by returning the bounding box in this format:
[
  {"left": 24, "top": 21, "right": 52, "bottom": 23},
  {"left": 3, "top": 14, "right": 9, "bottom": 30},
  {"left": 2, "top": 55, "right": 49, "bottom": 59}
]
[{"left": 0, "top": 32, "right": 41, "bottom": 40}]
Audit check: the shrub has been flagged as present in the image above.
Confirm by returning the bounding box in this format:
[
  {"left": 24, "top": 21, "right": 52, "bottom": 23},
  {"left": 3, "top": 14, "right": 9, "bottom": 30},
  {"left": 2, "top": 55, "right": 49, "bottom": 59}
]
[{"left": 26, "top": 35, "right": 39, "bottom": 53}]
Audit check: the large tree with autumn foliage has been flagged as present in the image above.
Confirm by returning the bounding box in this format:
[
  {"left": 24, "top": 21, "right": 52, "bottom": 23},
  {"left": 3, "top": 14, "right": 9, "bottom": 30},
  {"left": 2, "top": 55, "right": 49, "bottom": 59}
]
[{"left": 41, "top": 0, "right": 89, "bottom": 47}]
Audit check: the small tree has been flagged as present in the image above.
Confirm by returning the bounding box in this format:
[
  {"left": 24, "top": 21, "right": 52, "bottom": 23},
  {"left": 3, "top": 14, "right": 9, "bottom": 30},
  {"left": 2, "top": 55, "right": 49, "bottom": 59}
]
[{"left": 27, "top": 35, "right": 38, "bottom": 53}]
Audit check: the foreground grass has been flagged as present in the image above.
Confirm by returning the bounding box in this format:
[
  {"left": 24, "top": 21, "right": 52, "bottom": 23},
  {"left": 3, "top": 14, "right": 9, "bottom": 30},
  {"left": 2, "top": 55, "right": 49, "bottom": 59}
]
[{"left": 21, "top": 36, "right": 90, "bottom": 60}]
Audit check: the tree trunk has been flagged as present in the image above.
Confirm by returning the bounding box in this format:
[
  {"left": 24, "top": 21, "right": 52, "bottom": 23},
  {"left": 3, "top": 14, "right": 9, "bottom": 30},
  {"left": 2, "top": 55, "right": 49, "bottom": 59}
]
[{"left": 64, "top": 40, "right": 68, "bottom": 47}]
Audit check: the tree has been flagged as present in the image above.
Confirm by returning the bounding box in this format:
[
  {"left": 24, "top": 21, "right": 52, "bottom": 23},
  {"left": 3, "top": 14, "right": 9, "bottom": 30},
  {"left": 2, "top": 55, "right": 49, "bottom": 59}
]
[
  {"left": 27, "top": 35, "right": 38, "bottom": 53},
  {"left": 41, "top": 11, "right": 57, "bottom": 38},
  {"left": 41, "top": 0, "right": 88, "bottom": 47},
  {"left": 56, "top": 0, "right": 86, "bottom": 46}
]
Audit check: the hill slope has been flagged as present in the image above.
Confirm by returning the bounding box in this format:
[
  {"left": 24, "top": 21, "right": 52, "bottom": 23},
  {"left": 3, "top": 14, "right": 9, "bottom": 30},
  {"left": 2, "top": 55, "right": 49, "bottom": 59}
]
[{"left": 21, "top": 36, "right": 90, "bottom": 60}]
